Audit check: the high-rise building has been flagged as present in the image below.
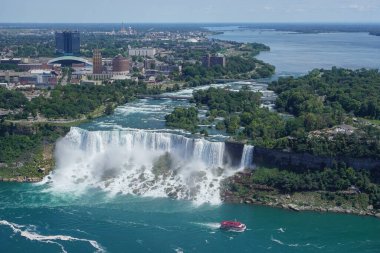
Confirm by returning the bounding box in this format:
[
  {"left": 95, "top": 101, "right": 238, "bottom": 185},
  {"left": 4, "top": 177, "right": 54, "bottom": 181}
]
[
  {"left": 201, "top": 54, "right": 226, "bottom": 68},
  {"left": 201, "top": 54, "right": 210, "bottom": 68},
  {"left": 112, "top": 54, "right": 129, "bottom": 73},
  {"left": 92, "top": 49, "right": 102, "bottom": 74},
  {"left": 55, "top": 31, "right": 80, "bottom": 56}
]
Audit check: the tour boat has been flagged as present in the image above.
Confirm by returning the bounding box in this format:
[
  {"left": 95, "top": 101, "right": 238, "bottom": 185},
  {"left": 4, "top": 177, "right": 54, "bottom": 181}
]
[{"left": 220, "top": 221, "right": 246, "bottom": 232}]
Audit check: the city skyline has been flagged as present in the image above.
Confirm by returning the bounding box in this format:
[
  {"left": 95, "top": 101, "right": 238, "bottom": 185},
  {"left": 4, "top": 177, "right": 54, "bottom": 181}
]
[{"left": 1, "top": 0, "right": 380, "bottom": 23}]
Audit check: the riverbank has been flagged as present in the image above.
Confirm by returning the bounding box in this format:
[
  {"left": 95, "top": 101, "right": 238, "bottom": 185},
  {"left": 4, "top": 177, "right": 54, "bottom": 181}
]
[
  {"left": 0, "top": 141, "right": 57, "bottom": 182},
  {"left": 221, "top": 170, "right": 380, "bottom": 218},
  {"left": 0, "top": 176, "right": 41, "bottom": 182},
  {"left": 0, "top": 122, "right": 69, "bottom": 180}
]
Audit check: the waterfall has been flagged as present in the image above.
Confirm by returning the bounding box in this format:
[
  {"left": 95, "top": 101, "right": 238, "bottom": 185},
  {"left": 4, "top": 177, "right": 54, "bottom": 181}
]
[
  {"left": 63, "top": 127, "right": 225, "bottom": 167},
  {"left": 46, "top": 127, "right": 232, "bottom": 205},
  {"left": 240, "top": 145, "right": 254, "bottom": 169},
  {"left": 45, "top": 127, "right": 255, "bottom": 205}
]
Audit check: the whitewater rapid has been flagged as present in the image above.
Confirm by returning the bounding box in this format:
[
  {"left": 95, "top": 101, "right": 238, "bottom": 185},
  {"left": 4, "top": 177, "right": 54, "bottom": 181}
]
[
  {"left": 0, "top": 220, "right": 105, "bottom": 253},
  {"left": 44, "top": 127, "right": 254, "bottom": 205}
]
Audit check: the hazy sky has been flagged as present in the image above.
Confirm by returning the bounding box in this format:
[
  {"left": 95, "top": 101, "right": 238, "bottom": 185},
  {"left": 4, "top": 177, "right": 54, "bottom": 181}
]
[{"left": 1, "top": 0, "right": 380, "bottom": 23}]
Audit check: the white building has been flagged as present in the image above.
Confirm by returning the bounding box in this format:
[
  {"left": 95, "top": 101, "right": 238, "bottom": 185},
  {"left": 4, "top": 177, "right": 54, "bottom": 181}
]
[
  {"left": 129, "top": 48, "right": 156, "bottom": 57},
  {"left": 0, "top": 82, "right": 8, "bottom": 89}
]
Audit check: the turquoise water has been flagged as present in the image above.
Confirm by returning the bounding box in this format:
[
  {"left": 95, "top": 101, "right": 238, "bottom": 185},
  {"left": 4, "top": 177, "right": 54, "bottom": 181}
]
[
  {"left": 2, "top": 29, "right": 380, "bottom": 252},
  {"left": 1, "top": 183, "right": 380, "bottom": 253}
]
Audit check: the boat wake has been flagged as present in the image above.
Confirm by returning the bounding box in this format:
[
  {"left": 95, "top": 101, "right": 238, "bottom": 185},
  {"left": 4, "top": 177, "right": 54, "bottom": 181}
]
[
  {"left": 43, "top": 127, "right": 254, "bottom": 205},
  {"left": 0, "top": 220, "right": 105, "bottom": 253},
  {"left": 191, "top": 222, "right": 221, "bottom": 230}
]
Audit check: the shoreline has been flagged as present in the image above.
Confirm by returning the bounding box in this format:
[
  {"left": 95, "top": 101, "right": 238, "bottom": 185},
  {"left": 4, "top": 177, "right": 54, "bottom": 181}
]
[
  {"left": 222, "top": 192, "right": 380, "bottom": 219},
  {"left": 221, "top": 171, "right": 380, "bottom": 219},
  {"left": 0, "top": 176, "right": 42, "bottom": 183}
]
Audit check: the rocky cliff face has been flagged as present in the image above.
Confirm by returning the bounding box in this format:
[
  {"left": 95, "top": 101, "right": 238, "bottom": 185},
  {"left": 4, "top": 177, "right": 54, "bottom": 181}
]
[
  {"left": 224, "top": 141, "right": 244, "bottom": 167},
  {"left": 253, "top": 146, "right": 380, "bottom": 170},
  {"left": 224, "top": 141, "right": 380, "bottom": 170}
]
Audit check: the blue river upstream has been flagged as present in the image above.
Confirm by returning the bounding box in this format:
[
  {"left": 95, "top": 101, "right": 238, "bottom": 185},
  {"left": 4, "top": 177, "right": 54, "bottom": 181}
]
[{"left": 1, "top": 27, "right": 380, "bottom": 252}]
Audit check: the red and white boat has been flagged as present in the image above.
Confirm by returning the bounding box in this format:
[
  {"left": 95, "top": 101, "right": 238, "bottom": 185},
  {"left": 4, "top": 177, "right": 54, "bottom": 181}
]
[{"left": 220, "top": 221, "right": 246, "bottom": 232}]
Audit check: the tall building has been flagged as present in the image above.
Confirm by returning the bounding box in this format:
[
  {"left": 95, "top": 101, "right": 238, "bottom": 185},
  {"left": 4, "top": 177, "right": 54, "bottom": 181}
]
[
  {"left": 55, "top": 31, "right": 80, "bottom": 56},
  {"left": 112, "top": 54, "right": 129, "bottom": 73},
  {"left": 92, "top": 49, "right": 102, "bottom": 74},
  {"left": 201, "top": 54, "right": 210, "bottom": 68},
  {"left": 120, "top": 22, "right": 127, "bottom": 34},
  {"left": 201, "top": 54, "right": 226, "bottom": 68}
]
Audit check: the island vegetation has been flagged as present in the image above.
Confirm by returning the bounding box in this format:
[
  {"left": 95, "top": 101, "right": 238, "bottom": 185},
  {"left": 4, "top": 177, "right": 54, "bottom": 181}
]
[{"left": 165, "top": 107, "right": 199, "bottom": 132}]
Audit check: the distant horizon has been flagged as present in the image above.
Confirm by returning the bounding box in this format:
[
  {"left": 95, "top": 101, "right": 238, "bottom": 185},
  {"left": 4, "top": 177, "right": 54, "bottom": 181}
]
[
  {"left": 1, "top": 0, "right": 380, "bottom": 23},
  {"left": 1, "top": 22, "right": 380, "bottom": 25}
]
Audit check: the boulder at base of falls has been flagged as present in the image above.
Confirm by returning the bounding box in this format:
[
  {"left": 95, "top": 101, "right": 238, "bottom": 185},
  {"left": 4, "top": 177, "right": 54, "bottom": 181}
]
[{"left": 152, "top": 152, "right": 173, "bottom": 178}]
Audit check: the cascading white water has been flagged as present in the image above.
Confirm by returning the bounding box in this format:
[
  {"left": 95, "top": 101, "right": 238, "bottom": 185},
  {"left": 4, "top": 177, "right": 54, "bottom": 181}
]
[
  {"left": 240, "top": 145, "right": 255, "bottom": 169},
  {"left": 46, "top": 127, "right": 245, "bottom": 205}
]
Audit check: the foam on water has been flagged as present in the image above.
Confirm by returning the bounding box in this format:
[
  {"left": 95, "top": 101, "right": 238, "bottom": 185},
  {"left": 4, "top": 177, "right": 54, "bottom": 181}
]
[
  {"left": 174, "top": 247, "right": 184, "bottom": 253},
  {"left": 116, "top": 102, "right": 170, "bottom": 116},
  {"left": 45, "top": 127, "right": 253, "bottom": 205},
  {"left": 271, "top": 235, "right": 325, "bottom": 249},
  {"left": 0, "top": 220, "right": 105, "bottom": 253}
]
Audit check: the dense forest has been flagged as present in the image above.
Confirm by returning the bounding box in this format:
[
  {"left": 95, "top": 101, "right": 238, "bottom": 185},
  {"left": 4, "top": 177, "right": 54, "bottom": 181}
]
[
  {"left": 0, "top": 63, "right": 22, "bottom": 72},
  {"left": 0, "top": 87, "right": 29, "bottom": 110},
  {"left": 227, "top": 163, "right": 380, "bottom": 209},
  {"left": 165, "top": 107, "right": 199, "bottom": 132},
  {"left": 0, "top": 122, "right": 69, "bottom": 180},
  {"left": 0, "top": 123, "right": 66, "bottom": 164},
  {"left": 192, "top": 87, "right": 262, "bottom": 113},
  {"left": 270, "top": 68, "right": 380, "bottom": 120}
]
